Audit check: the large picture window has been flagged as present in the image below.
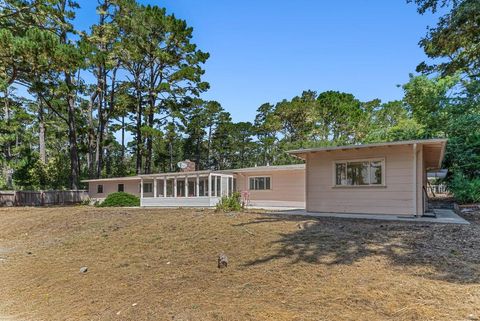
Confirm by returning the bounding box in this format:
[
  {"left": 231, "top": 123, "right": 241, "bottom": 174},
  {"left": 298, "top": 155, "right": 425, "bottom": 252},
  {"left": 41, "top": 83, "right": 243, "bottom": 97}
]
[
  {"left": 334, "top": 159, "right": 384, "bottom": 186},
  {"left": 249, "top": 177, "right": 271, "bottom": 190}
]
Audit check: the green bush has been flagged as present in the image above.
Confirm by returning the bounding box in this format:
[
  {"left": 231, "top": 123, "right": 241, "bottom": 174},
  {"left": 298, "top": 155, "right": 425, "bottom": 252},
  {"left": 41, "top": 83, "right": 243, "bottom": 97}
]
[
  {"left": 97, "top": 192, "right": 140, "bottom": 207},
  {"left": 448, "top": 174, "right": 480, "bottom": 204},
  {"left": 216, "top": 192, "right": 242, "bottom": 212}
]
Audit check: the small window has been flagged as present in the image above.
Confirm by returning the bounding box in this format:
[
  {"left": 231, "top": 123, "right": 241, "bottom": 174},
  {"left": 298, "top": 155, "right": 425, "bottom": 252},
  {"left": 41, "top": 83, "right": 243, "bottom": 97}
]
[
  {"left": 118, "top": 184, "right": 124, "bottom": 192},
  {"left": 335, "top": 159, "right": 384, "bottom": 186},
  {"left": 249, "top": 177, "right": 271, "bottom": 190},
  {"left": 97, "top": 184, "right": 103, "bottom": 193}
]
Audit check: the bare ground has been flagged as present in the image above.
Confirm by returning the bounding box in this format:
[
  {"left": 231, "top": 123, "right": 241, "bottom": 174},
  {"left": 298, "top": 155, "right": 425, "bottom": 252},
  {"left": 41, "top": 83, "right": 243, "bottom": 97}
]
[{"left": 0, "top": 206, "right": 479, "bottom": 321}]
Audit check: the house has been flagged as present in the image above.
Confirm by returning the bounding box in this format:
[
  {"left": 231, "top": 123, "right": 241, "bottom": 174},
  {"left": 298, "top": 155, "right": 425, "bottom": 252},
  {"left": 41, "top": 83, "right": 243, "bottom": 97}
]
[
  {"left": 83, "top": 138, "right": 447, "bottom": 216},
  {"left": 82, "top": 164, "right": 305, "bottom": 208},
  {"left": 287, "top": 138, "right": 447, "bottom": 216}
]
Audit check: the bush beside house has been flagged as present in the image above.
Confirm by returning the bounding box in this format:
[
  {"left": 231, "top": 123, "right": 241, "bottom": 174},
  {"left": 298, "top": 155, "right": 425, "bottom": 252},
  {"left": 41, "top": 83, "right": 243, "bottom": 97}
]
[{"left": 98, "top": 192, "right": 140, "bottom": 207}]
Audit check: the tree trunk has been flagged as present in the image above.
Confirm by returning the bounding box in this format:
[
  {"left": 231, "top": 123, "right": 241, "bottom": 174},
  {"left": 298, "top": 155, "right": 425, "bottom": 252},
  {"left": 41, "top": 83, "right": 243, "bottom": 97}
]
[
  {"left": 3, "top": 90, "right": 12, "bottom": 189},
  {"left": 95, "top": 64, "right": 105, "bottom": 178},
  {"left": 38, "top": 100, "right": 46, "bottom": 163},
  {"left": 195, "top": 136, "right": 201, "bottom": 170},
  {"left": 135, "top": 83, "right": 143, "bottom": 174},
  {"left": 206, "top": 125, "right": 212, "bottom": 168},
  {"left": 87, "top": 95, "right": 96, "bottom": 178},
  {"left": 121, "top": 115, "right": 125, "bottom": 160},
  {"left": 66, "top": 73, "right": 80, "bottom": 190},
  {"left": 144, "top": 64, "right": 156, "bottom": 174},
  {"left": 59, "top": 0, "right": 80, "bottom": 190}
]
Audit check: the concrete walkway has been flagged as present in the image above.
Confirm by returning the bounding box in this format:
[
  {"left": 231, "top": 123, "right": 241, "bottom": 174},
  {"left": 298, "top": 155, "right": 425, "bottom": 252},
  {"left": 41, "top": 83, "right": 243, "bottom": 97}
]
[{"left": 269, "top": 208, "right": 470, "bottom": 225}]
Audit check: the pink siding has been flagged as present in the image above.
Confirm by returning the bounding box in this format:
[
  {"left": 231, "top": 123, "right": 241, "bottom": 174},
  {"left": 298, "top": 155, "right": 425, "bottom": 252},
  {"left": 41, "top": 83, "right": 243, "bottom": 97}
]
[
  {"left": 236, "top": 170, "right": 305, "bottom": 203},
  {"left": 87, "top": 180, "right": 140, "bottom": 199},
  {"left": 306, "top": 145, "right": 419, "bottom": 215}
]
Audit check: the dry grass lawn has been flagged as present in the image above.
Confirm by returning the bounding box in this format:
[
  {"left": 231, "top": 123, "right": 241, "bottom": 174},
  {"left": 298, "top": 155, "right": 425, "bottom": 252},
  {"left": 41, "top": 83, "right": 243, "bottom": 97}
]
[{"left": 0, "top": 206, "right": 479, "bottom": 321}]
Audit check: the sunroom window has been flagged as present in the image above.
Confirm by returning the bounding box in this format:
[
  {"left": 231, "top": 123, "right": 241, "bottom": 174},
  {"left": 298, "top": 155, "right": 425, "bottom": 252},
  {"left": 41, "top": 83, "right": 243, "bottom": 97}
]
[{"left": 335, "top": 159, "right": 384, "bottom": 186}]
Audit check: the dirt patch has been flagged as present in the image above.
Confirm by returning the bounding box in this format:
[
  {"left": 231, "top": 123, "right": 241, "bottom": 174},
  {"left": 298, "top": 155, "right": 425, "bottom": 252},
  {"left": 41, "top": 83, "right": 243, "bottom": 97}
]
[{"left": 0, "top": 207, "right": 479, "bottom": 321}]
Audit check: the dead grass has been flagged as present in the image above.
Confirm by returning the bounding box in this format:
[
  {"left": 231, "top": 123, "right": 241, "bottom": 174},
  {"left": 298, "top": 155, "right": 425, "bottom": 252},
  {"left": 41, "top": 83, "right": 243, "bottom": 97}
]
[{"left": 0, "top": 206, "right": 479, "bottom": 321}]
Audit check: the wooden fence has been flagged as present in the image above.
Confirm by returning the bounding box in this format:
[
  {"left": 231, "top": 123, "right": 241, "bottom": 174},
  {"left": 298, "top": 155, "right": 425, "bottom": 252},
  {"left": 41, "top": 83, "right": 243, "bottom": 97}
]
[{"left": 0, "top": 190, "right": 89, "bottom": 207}]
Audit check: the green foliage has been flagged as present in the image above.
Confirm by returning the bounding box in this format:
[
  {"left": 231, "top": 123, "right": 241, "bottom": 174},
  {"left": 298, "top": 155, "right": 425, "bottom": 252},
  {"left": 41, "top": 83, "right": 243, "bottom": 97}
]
[
  {"left": 409, "top": 0, "right": 480, "bottom": 80},
  {"left": 448, "top": 174, "right": 480, "bottom": 204},
  {"left": 97, "top": 192, "right": 140, "bottom": 207},
  {"left": 216, "top": 192, "right": 242, "bottom": 212}
]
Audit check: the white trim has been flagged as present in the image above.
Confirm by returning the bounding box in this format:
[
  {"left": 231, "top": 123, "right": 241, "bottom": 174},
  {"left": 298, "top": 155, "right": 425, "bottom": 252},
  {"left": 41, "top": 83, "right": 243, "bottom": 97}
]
[
  {"left": 332, "top": 157, "right": 386, "bottom": 187},
  {"left": 163, "top": 178, "right": 167, "bottom": 197},
  {"left": 413, "top": 143, "right": 418, "bottom": 216},
  {"left": 153, "top": 178, "right": 157, "bottom": 198}
]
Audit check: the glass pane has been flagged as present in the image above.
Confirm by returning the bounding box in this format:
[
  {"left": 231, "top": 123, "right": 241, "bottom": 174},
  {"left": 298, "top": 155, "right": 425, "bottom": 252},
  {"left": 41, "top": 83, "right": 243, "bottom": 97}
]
[
  {"left": 258, "top": 177, "right": 265, "bottom": 190},
  {"left": 144, "top": 183, "right": 152, "bottom": 193},
  {"left": 228, "top": 177, "right": 233, "bottom": 195},
  {"left": 211, "top": 176, "right": 215, "bottom": 196},
  {"left": 336, "top": 163, "right": 347, "bottom": 185},
  {"left": 158, "top": 180, "right": 164, "bottom": 196},
  {"left": 177, "top": 180, "right": 185, "bottom": 197},
  {"left": 188, "top": 181, "right": 195, "bottom": 197},
  {"left": 222, "top": 177, "right": 228, "bottom": 196},
  {"left": 347, "top": 162, "right": 369, "bottom": 185},
  {"left": 265, "top": 177, "right": 271, "bottom": 190},
  {"left": 370, "top": 161, "right": 382, "bottom": 184},
  {"left": 249, "top": 178, "right": 254, "bottom": 190},
  {"left": 166, "top": 179, "right": 174, "bottom": 197},
  {"left": 199, "top": 178, "right": 206, "bottom": 196},
  {"left": 216, "top": 176, "right": 221, "bottom": 196}
]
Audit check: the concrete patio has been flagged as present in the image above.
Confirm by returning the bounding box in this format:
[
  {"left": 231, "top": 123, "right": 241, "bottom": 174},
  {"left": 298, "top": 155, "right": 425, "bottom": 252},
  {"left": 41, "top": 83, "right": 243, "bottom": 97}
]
[{"left": 269, "top": 208, "right": 470, "bottom": 225}]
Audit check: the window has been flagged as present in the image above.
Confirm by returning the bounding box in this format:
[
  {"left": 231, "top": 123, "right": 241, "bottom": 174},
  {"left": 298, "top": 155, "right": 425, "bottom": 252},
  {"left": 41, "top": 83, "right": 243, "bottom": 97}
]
[
  {"left": 249, "top": 177, "right": 271, "bottom": 190},
  {"left": 143, "top": 183, "right": 153, "bottom": 193},
  {"left": 334, "top": 159, "right": 384, "bottom": 186},
  {"left": 97, "top": 184, "right": 103, "bottom": 193},
  {"left": 118, "top": 184, "right": 124, "bottom": 192}
]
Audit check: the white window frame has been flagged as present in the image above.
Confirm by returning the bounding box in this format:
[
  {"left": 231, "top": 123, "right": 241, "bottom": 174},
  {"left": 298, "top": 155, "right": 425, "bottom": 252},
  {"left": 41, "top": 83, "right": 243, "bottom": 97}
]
[
  {"left": 248, "top": 176, "right": 272, "bottom": 191},
  {"left": 332, "top": 157, "right": 386, "bottom": 187}
]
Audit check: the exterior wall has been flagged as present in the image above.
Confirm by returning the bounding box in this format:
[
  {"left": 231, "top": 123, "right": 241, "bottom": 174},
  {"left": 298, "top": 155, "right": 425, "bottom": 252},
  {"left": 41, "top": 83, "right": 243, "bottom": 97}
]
[
  {"left": 416, "top": 145, "right": 424, "bottom": 215},
  {"left": 236, "top": 169, "right": 305, "bottom": 204},
  {"left": 306, "top": 145, "right": 418, "bottom": 215},
  {"left": 87, "top": 179, "right": 140, "bottom": 199}
]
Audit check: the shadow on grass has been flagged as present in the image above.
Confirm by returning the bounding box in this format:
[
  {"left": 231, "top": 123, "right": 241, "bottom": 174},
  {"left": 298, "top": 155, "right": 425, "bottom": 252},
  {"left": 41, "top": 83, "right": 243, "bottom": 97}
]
[{"left": 238, "top": 214, "right": 480, "bottom": 284}]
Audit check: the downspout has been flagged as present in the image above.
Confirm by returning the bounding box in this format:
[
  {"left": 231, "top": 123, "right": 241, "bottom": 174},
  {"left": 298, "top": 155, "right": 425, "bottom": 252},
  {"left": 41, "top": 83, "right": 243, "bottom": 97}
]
[{"left": 413, "top": 144, "right": 417, "bottom": 217}]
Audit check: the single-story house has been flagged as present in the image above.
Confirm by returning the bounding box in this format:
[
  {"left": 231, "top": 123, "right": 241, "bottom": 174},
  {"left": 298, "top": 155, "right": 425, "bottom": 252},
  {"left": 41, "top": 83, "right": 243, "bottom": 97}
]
[
  {"left": 82, "top": 164, "right": 306, "bottom": 208},
  {"left": 82, "top": 138, "right": 447, "bottom": 216},
  {"left": 288, "top": 138, "right": 447, "bottom": 216}
]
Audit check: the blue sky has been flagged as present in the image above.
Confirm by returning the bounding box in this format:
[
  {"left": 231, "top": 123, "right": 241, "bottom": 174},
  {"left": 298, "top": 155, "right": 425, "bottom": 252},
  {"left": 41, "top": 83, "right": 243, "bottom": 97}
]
[{"left": 74, "top": 0, "right": 440, "bottom": 123}]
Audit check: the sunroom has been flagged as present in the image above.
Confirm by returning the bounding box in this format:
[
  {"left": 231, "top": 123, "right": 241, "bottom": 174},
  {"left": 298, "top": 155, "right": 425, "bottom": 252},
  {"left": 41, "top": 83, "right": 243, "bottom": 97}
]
[{"left": 139, "top": 170, "right": 235, "bottom": 207}]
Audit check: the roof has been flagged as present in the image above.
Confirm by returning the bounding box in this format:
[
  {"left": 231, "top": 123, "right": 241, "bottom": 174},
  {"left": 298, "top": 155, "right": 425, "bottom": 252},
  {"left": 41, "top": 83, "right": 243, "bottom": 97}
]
[
  {"left": 81, "top": 164, "right": 307, "bottom": 182},
  {"left": 81, "top": 176, "right": 140, "bottom": 183},
  {"left": 226, "top": 164, "right": 305, "bottom": 173},
  {"left": 288, "top": 138, "right": 448, "bottom": 169},
  {"left": 139, "top": 170, "right": 218, "bottom": 178}
]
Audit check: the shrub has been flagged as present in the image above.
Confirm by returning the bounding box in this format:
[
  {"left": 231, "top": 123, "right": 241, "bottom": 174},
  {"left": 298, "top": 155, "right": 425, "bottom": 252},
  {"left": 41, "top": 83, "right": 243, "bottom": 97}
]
[
  {"left": 448, "top": 174, "right": 480, "bottom": 204},
  {"left": 98, "top": 192, "right": 140, "bottom": 207},
  {"left": 216, "top": 192, "right": 242, "bottom": 212}
]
